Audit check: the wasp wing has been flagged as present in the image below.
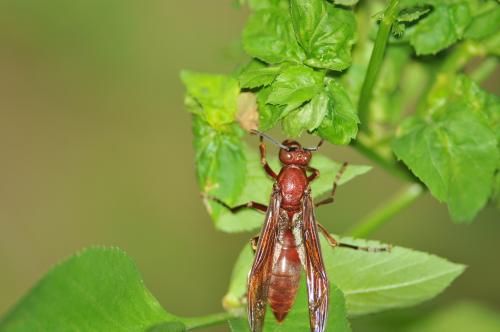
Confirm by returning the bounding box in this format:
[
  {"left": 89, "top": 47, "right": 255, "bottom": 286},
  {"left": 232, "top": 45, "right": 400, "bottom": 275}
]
[
  {"left": 302, "top": 193, "right": 329, "bottom": 332},
  {"left": 247, "top": 188, "right": 282, "bottom": 332}
]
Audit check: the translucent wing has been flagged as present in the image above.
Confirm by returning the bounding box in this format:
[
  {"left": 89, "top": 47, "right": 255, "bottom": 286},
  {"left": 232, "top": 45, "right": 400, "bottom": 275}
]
[
  {"left": 247, "top": 187, "right": 282, "bottom": 332},
  {"left": 302, "top": 192, "right": 329, "bottom": 332}
]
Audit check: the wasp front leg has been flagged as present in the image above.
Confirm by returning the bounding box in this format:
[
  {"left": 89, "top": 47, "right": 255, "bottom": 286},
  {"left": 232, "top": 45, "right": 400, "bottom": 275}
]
[
  {"left": 203, "top": 194, "right": 268, "bottom": 214},
  {"left": 315, "top": 162, "right": 348, "bottom": 207},
  {"left": 317, "top": 223, "right": 391, "bottom": 252}
]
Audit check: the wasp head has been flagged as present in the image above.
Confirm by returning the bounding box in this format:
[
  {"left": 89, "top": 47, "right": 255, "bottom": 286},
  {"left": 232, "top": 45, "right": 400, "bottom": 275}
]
[{"left": 279, "top": 140, "right": 312, "bottom": 166}]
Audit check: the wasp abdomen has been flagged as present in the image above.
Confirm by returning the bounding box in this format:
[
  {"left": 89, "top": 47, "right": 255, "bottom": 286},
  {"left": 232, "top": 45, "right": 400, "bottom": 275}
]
[{"left": 268, "top": 230, "right": 301, "bottom": 322}]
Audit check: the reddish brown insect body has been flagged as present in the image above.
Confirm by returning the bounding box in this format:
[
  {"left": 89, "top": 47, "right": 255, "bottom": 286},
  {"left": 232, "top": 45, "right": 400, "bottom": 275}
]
[{"left": 208, "top": 131, "right": 388, "bottom": 332}]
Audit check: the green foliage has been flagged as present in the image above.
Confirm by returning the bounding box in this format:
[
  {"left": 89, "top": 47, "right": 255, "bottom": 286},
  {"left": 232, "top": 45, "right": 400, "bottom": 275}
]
[
  {"left": 0, "top": 248, "right": 177, "bottom": 332},
  {"left": 224, "top": 237, "right": 464, "bottom": 318},
  {"left": 393, "top": 75, "right": 499, "bottom": 222}
]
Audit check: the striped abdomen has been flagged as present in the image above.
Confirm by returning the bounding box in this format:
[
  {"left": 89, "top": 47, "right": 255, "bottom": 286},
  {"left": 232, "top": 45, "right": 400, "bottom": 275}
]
[{"left": 268, "top": 229, "right": 302, "bottom": 322}]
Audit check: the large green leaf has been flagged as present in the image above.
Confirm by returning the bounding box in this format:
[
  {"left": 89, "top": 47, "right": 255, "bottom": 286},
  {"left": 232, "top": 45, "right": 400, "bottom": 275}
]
[
  {"left": 393, "top": 75, "right": 499, "bottom": 222},
  {"left": 193, "top": 117, "right": 246, "bottom": 226},
  {"left": 404, "top": 1, "right": 472, "bottom": 55},
  {"left": 243, "top": 8, "right": 305, "bottom": 65},
  {"left": 290, "top": 0, "right": 357, "bottom": 71},
  {"left": 0, "top": 248, "right": 176, "bottom": 332},
  {"left": 224, "top": 237, "right": 464, "bottom": 317},
  {"left": 464, "top": 3, "right": 500, "bottom": 41},
  {"left": 181, "top": 71, "right": 240, "bottom": 126},
  {"left": 214, "top": 145, "right": 371, "bottom": 233},
  {"left": 266, "top": 64, "right": 325, "bottom": 113},
  {"left": 317, "top": 79, "right": 359, "bottom": 145}
]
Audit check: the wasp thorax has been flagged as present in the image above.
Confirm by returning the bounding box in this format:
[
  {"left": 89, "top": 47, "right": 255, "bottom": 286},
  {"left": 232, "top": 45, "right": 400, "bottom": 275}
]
[{"left": 279, "top": 140, "right": 312, "bottom": 166}]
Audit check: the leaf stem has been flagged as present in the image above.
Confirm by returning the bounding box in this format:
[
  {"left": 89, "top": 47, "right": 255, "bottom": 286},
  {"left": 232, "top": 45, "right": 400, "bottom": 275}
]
[
  {"left": 351, "top": 137, "right": 417, "bottom": 183},
  {"left": 470, "top": 57, "right": 498, "bottom": 84},
  {"left": 347, "top": 183, "right": 425, "bottom": 238},
  {"left": 181, "top": 312, "right": 234, "bottom": 330},
  {"left": 358, "top": 0, "right": 400, "bottom": 133}
]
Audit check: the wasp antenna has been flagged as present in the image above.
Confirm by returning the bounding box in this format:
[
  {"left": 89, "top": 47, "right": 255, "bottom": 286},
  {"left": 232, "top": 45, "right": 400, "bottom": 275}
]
[
  {"left": 304, "top": 139, "right": 324, "bottom": 152},
  {"left": 250, "top": 129, "right": 290, "bottom": 151}
]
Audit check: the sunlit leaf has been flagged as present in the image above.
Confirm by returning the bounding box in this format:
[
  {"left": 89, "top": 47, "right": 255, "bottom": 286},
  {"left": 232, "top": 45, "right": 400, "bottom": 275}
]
[
  {"left": 243, "top": 8, "right": 305, "bottom": 64},
  {"left": 281, "top": 91, "right": 329, "bottom": 137},
  {"left": 267, "top": 64, "right": 324, "bottom": 113},
  {"left": 238, "top": 60, "right": 281, "bottom": 89},
  {"left": 181, "top": 71, "right": 240, "bottom": 126}
]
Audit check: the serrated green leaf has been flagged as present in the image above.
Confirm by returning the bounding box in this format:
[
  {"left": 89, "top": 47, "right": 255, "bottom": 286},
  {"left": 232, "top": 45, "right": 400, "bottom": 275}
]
[
  {"left": 0, "top": 248, "right": 175, "bottom": 331},
  {"left": 392, "top": 104, "right": 498, "bottom": 222},
  {"left": 193, "top": 117, "right": 246, "bottom": 227},
  {"left": 290, "top": 1, "right": 357, "bottom": 71},
  {"left": 181, "top": 71, "right": 240, "bottom": 126},
  {"left": 225, "top": 237, "right": 464, "bottom": 318},
  {"left": 407, "top": 3, "right": 472, "bottom": 55},
  {"left": 317, "top": 79, "right": 359, "bottom": 145},
  {"left": 465, "top": 4, "right": 500, "bottom": 41},
  {"left": 243, "top": 8, "right": 306, "bottom": 65},
  {"left": 257, "top": 87, "right": 286, "bottom": 131},
  {"left": 214, "top": 144, "right": 371, "bottom": 233},
  {"left": 267, "top": 65, "right": 324, "bottom": 112},
  {"left": 281, "top": 91, "right": 329, "bottom": 137},
  {"left": 239, "top": 60, "right": 281, "bottom": 89}
]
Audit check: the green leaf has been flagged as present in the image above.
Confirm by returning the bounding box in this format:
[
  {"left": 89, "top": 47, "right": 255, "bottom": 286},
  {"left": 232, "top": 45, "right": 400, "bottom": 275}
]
[
  {"left": 228, "top": 279, "right": 351, "bottom": 332},
  {"left": 281, "top": 91, "right": 329, "bottom": 137},
  {"left": 464, "top": 2, "right": 500, "bottom": 40},
  {"left": 407, "top": 3, "right": 472, "bottom": 55},
  {"left": 181, "top": 71, "right": 240, "bottom": 126},
  {"left": 392, "top": 102, "right": 498, "bottom": 222},
  {"left": 267, "top": 65, "right": 325, "bottom": 113},
  {"left": 317, "top": 79, "right": 359, "bottom": 145},
  {"left": 225, "top": 236, "right": 464, "bottom": 318},
  {"left": 397, "top": 6, "right": 431, "bottom": 23},
  {"left": 257, "top": 87, "right": 286, "bottom": 131},
  {"left": 214, "top": 145, "right": 371, "bottom": 233},
  {"left": 243, "top": 8, "right": 305, "bottom": 65},
  {"left": 238, "top": 60, "right": 281, "bottom": 89},
  {"left": 290, "top": 1, "right": 357, "bottom": 71},
  {"left": 322, "top": 237, "right": 465, "bottom": 316},
  {"left": 193, "top": 117, "right": 246, "bottom": 227},
  {"left": 0, "top": 247, "right": 175, "bottom": 332}
]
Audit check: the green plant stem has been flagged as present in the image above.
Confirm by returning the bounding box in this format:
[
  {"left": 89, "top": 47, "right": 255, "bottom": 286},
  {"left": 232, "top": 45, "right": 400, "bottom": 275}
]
[
  {"left": 358, "top": 0, "right": 400, "bottom": 132},
  {"left": 347, "top": 183, "right": 425, "bottom": 238},
  {"left": 351, "top": 138, "right": 417, "bottom": 183},
  {"left": 181, "top": 312, "right": 233, "bottom": 330},
  {"left": 470, "top": 57, "right": 498, "bottom": 83}
]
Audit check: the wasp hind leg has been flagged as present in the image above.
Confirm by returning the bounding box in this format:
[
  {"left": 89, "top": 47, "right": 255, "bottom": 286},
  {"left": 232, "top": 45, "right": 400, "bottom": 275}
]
[{"left": 317, "top": 223, "right": 391, "bottom": 252}]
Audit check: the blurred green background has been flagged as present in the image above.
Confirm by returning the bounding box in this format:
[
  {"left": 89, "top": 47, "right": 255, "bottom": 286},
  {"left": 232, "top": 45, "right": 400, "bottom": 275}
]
[{"left": 0, "top": 1, "right": 498, "bottom": 331}]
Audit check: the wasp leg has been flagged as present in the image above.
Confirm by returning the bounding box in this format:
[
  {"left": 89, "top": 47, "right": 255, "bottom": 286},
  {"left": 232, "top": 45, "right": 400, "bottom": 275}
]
[
  {"left": 317, "top": 223, "right": 391, "bottom": 252},
  {"left": 314, "top": 161, "right": 348, "bottom": 207},
  {"left": 250, "top": 236, "right": 259, "bottom": 253},
  {"left": 203, "top": 194, "right": 268, "bottom": 213},
  {"left": 259, "top": 136, "right": 278, "bottom": 179},
  {"left": 307, "top": 166, "right": 320, "bottom": 182}
]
